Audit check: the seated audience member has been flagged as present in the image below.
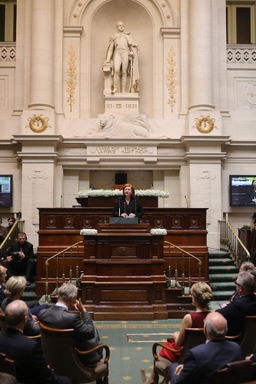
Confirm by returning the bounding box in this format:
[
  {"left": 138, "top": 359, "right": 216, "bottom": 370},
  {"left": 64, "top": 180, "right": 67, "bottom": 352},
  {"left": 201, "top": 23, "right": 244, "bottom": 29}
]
[
  {"left": 3, "top": 232, "right": 36, "bottom": 285},
  {"left": 169, "top": 312, "right": 242, "bottom": 384},
  {"left": 1, "top": 273, "right": 49, "bottom": 315},
  {"left": 220, "top": 261, "right": 255, "bottom": 307},
  {"left": 1, "top": 276, "right": 40, "bottom": 336},
  {"left": 0, "top": 373, "right": 18, "bottom": 384},
  {"left": 0, "top": 265, "right": 7, "bottom": 306},
  {"left": 0, "top": 300, "right": 71, "bottom": 384},
  {"left": 148, "top": 282, "right": 212, "bottom": 384},
  {"left": 39, "top": 282, "right": 102, "bottom": 367},
  {"left": 0, "top": 217, "right": 7, "bottom": 243},
  {"left": 216, "top": 270, "right": 256, "bottom": 335}
]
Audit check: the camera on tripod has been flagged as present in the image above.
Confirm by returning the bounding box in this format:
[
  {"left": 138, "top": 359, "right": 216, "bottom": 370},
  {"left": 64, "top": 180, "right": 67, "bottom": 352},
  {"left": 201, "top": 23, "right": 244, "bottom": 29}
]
[{"left": 11, "top": 252, "right": 22, "bottom": 262}]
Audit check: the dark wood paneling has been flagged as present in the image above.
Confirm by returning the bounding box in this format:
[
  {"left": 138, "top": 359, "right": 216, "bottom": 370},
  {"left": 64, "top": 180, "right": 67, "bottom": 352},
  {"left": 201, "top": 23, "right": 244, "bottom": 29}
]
[{"left": 37, "top": 206, "right": 208, "bottom": 319}]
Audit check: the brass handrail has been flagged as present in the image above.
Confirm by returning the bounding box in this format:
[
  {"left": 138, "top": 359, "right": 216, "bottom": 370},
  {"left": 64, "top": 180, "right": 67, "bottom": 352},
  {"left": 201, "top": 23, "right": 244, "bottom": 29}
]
[
  {"left": 44, "top": 240, "right": 83, "bottom": 303},
  {"left": 164, "top": 240, "right": 202, "bottom": 295},
  {"left": 0, "top": 220, "right": 21, "bottom": 250},
  {"left": 218, "top": 220, "right": 251, "bottom": 267}
]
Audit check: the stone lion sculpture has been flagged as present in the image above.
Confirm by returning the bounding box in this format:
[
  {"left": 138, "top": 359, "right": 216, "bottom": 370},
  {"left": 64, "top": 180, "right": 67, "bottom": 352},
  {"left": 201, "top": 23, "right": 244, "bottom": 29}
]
[{"left": 90, "top": 113, "right": 152, "bottom": 138}]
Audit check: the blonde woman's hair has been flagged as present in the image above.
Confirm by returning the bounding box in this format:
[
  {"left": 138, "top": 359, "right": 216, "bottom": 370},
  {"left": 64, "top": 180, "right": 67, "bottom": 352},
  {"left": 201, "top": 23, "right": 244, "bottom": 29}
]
[
  {"left": 191, "top": 282, "right": 213, "bottom": 308},
  {"left": 4, "top": 276, "right": 26, "bottom": 298}
]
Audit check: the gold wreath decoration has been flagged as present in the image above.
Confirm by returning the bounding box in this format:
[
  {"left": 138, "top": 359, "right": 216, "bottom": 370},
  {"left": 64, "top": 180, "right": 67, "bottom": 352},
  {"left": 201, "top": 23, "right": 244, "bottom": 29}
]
[
  {"left": 28, "top": 114, "right": 50, "bottom": 133},
  {"left": 193, "top": 115, "right": 217, "bottom": 134}
]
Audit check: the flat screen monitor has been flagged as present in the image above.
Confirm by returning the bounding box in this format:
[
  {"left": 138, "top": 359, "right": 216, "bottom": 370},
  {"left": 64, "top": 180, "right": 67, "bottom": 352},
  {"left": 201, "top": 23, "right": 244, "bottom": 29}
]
[
  {"left": 229, "top": 175, "right": 256, "bottom": 207},
  {"left": 0, "top": 175, "right": 13, "bottom": 207}
]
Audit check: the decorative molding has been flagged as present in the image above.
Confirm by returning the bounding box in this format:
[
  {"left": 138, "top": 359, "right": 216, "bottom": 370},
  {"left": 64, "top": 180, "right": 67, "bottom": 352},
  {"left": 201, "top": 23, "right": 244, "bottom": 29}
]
[
  {"left": 67, "top": 0, "right": 175, "bottom": 27},
  {"left": 237, "top": 80, "right": 256, "bottom": 109},
  {"left": 0, "top": 77, "right": 7, "bottom": 109},
  {"left": 0, "top": 43, "right": 16, "bottom": 62},
  {"left": 227, "top": 45, "right": 256, "bottom": 64},
  {"left": 82, "top": 219, "right": 92, "bottom": 229},
  {"left": 64, "top": 218, "right": 75, "bottom": 228},
  {"left": 112, "top": 246, "right": 136, "bottom": 257},
  {"left": 26, "top": 114, "right": 51, "bottom": 133},
  {"left": 166, "top": 47, "right": 177, "bottom": 112},
  {"left": 66, "top": 45, "right": 77, "bottom": 112},
  {"left": 88, "top": 146, "right": 156, "bottom": 156},
  {"left": 193, "top": 115, "right": 218, "bottom": 134}
]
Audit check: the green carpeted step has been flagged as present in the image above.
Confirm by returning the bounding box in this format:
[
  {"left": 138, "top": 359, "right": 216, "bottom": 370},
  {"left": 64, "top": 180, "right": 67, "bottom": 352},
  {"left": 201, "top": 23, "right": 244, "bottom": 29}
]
[
  {"left": 212, "top": 291, "right": 233, "bottom": 300},
  {"left": 208, "top": 249, "right": 231, "bottom": 259},
  {"left": 209, "top": 265, "right": 237, "bottom": 274},
  {"left": 208, "top": 249, "right": 237, "bottom": 303},
  {"left": 208, "top": 258, "right": 235, "bottom": 266},
  {"left": 209, "top": 273, "right": 237, "bottom": 282},
  {"left": 210, "top": 281, "right": 236, "bottom": 291}
]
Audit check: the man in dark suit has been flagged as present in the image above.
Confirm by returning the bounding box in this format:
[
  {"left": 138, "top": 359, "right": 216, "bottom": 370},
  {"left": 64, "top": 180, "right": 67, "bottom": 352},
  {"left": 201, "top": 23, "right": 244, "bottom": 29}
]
[
  {"left": 169, "top": 312, "right": 242, "bottom": 384},
  {"left": 3, "top": 232, "right": 36, "bottom": 285},
  {"left": 216, "top": 270, "right": 256, "bottom": 335},
  {"left": 39, "top": 282, "right": 102, "bottom": 368},
  {"left": 0, "top": 300, "right": 71, "bottom": 384}
]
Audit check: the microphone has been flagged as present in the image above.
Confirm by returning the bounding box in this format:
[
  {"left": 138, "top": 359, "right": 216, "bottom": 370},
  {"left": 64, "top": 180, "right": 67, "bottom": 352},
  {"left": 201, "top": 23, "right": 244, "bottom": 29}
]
[
  {"left": 184, "top": 196, "right": 189, "bottom": 208},
  {"left": 118, "top": 198, "right": 120, "bottom": 217},
  {"left": 60, "top": 195, "right": 63, "bottom": 207},
  {"left": 135, "top": 197, "right": 137, "bottom": 217}
]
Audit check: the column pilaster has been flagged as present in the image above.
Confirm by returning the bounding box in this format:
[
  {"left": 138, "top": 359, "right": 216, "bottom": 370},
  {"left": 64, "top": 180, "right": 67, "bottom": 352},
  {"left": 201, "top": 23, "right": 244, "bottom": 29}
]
[
  {"left": 28, "top": 0, "right": 55, "bottom": 109},
  {"left": 189, "top": 0, "right": 214, "bottom": 110}
]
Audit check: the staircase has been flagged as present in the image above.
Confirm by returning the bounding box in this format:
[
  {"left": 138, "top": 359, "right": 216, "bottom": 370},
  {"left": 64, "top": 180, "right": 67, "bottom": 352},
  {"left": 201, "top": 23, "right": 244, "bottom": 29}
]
[{"left": 208, "top": 249, "right": 238, "bottom": 310}]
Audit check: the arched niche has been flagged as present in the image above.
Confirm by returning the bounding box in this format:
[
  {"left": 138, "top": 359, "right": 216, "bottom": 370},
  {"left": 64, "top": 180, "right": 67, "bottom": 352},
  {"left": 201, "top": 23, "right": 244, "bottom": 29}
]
[{"left": 66, "top": 0, "right": 177, "bottom": 118}]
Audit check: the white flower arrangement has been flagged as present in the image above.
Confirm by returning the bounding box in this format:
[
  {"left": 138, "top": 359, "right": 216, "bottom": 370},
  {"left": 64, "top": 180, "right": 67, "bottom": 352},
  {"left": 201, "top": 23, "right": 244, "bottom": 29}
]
[
  {"left": 78, "top": 189, "right": 169, "bottom": 198},
  {"left": 80, "top": 229, "right": 98, "bottom": 236},
  {"left": 136, "top": 189, "right": 169, "bottom": 198},
  {"left": 150, "top": 228, "right": 167, "bottom": 236}
]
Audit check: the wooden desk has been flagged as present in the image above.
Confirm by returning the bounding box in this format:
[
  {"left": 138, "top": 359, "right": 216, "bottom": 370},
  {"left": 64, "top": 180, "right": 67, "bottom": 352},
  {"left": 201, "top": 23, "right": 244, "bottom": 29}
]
[
  {"left": 36, "top": 206, "right": 208, "bottom": 315},
  {"left": 81, "top": 223, "right": 166, "bottom": 320}
]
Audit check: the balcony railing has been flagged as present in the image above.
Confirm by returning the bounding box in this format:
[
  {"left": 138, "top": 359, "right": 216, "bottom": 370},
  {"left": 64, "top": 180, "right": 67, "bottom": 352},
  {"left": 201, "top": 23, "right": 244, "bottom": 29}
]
[
  {"left": 0, "top": 43, "right": 16, "bottom": 62},
  {"left": 227, "top": 44, "right": 256, "bottom": 64}
]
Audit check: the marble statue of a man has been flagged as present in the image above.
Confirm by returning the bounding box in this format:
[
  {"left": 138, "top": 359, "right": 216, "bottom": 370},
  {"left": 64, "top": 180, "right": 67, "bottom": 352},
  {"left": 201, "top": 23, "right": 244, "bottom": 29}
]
[{"left": 104, "top": 21, "right": 139, "bottom": 94}]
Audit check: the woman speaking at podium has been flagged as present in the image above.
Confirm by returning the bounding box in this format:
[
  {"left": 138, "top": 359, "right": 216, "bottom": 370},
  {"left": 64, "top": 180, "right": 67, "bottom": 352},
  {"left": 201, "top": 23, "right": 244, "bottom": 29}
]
[{"left": 113, "top": 183, "right": 144, "bottom": 221}]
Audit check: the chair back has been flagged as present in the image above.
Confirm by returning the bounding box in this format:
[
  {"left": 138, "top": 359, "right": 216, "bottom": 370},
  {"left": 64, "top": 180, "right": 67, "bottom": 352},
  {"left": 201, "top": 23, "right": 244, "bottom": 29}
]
[
  {"left": 239, "top": 316, "right": 256, "bottom": 359},
  {"left": 178, "top": 328, "right": 206, "bottom": 363},
  {"left": 214, "top": 359, "right": 253, "bottom": 384},
  {"left": 0, "top": 352, "right": 17, "bottom": 378},
  {"left": 152, "top": 327, "right": 206, "bottom": 382},
  {"left": 39, "top": 322, "right": 109, "bottom": 383}
]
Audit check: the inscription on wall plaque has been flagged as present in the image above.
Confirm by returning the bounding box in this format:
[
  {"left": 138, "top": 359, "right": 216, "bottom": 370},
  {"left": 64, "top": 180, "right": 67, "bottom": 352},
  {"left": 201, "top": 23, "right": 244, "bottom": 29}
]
[{"left": 88, "top": 146, "right": 156, "bottom": 156}]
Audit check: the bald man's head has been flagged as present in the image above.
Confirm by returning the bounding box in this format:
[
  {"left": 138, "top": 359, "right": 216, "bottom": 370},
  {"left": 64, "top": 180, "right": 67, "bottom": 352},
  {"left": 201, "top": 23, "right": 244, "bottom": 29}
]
[
  {"left": 5, "top": 300, "right": 28, "bottom": 328},
  {"left": 204, "top": 312, "right": 228, "bottom": 340}
]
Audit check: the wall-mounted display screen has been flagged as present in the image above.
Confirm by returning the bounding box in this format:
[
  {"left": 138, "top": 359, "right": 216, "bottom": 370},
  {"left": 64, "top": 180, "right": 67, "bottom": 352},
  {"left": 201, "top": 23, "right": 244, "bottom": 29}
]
[
  {"left": 0, "top": 175, "right": 13, "bottom": 207},
  {"left": 230, "top": 175, "right": 256, "bottom": 206}
]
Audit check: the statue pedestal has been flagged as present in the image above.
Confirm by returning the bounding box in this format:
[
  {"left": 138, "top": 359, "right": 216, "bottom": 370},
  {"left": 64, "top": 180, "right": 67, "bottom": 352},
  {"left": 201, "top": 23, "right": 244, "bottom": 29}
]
[{"left": 103, "top": 93, "right": 140, "bottom": 115}]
